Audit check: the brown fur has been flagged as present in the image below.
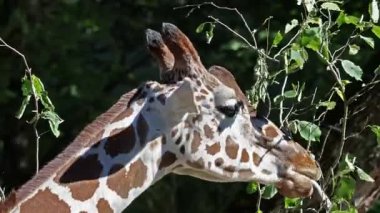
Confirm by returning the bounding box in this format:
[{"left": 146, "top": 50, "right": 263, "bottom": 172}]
[{"left": 0, "top": 89, "right": 137, "bottom": 211}]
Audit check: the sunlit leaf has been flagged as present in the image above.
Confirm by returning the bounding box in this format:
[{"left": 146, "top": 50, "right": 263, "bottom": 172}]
[
  {"left": 369, "top": 125, "right": 380, "bottom": 144},
  {"left": 360, "top": 35, "right": 375, "bottom": 48},
  {"left": 285, "top": 19, "right": 299, "bottom": 33},
  {"left": 300, "top": 27, "right": 321, "bottom": 52},
  {"left": 341, "top": 60, "right": 363, "bottom": 81},
  {"left": 31, "top": 75, "right": 45, "bottom": 96},
  {"left": 246, "top": 182, "right": 258, "bottom": 194},
  {"left": 374, "top": 65, "right": 380, "bottom": 75},
  {"left": 261, "top": 184, "right": 277, "bottom": 199},
  {"left": 369, "top": 0, "right": 379, "bottom": 23},
  {"left": 356, "top": 167, "right": 375, "bottom": 182},
  {"left": 336, "top": 12, "right": 360, "bottom": 26},
  {"left": 41, "top": 110, "right": 64, "bottom": 137},
  {"left": 348, "top": 44, "right": 360, "bottom": 55},
  {"left": 344, "top": 154, "right": 356, "bottom": 171},
  {"left": 196, "top": 23, "right": 206, "bottom": 33},
  {"left": 321, "top": 2, "right": 341, "bottom": 11},
  {"left": 21, "top": 77, "right": 32, "bottom": 96},
  {"left": 41, "top": 92, "right": 55, "bottom": 111},
  {"left": 334, "top": 176, "right": 356, "bottom": 200},
  {"left": 289, "top": 120, "right": 298, "bottom": 134},
  {"left": 319, "top": 101, "right": 336, "bottom": 110},
  {"left": 272, "top": 31, "right": 283, "bottom": 47},
  {"left": 15, "top": 95, "right": 31, "bottom": 119},
  {"left": 372, "top": 25, "right": 380, "bottom": 38},
  {"left": 284, "top": 197, "right": 301, "bottom": 208},
  {"left": 284, "top": 90, "right": 297, "bottom": 98},
  {"left": 297, "top": 120, "right": 321, "bottom": 142},
  {"left": 205, "top": 24, "right": 215, "bottom": 44},
  {"left": 334, "top": 87, "right": 345, "bottom": 101}
]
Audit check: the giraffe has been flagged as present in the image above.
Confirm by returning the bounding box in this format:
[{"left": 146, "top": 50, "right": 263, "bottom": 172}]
[{"left": 0, "top": 23, "right": 328, "bottom": 213}]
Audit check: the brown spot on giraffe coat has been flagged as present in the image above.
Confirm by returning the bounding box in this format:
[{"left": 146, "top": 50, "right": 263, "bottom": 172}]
[
  {"left": 225, "top": 136, "right": 239, "bottom": 159},
  {"left": 96, "top": 198, "right": 113, "bottom": 213},
  {"left": 206, "top": 143, "right": 220, "bottom": 155},
  {"left": 253, "top": 152, "right": 261, "bottom": 166},
  {"left": 68, "top": 180, "right": 99, "bottom": 201},
  {"left": 263, "top": 125, "right": 279, "bottom": 139},
  {"left": 203, "top": 125, "right": 213, "bottom": 139},
  {"left": 241, "top": 149, "right": 249, "bottom": 162},
  {"left": 106, "top": 160, "right": 147, "bottom": 199},
  {"left": 159, "top": 152, "right": 177, "bottom": 169},
  {"left": 20, "top": 188, "right": 70, "bottom": 213},
  {"left": 191, "top": 131, "right": 201, "bottom": 153},
  {"left": 104, "top": 125, "right": 136, "bottom": 157}
]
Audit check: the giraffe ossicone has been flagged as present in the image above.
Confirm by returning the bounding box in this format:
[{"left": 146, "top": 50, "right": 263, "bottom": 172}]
[{"left": 1, "top": 23, "right": 330, "bottom": 213}]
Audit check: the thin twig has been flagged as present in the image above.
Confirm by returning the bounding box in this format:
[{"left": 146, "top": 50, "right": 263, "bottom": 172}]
[
  {"left": 208, "top": 16, "right": 279, "bottom": 63},
  {"left": 0, "top": 37, "right": 41, "bottom": 174}
]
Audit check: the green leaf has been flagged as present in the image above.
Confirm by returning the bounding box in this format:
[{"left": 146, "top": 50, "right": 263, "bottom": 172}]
[
  {"left": 21, "top": 78, "right": 32, "bottom": 96},
  {"left": 289, "top": 46, "right": 308, "bottom": 70},
  {"left": 356, "top": 167, "right": 375, "bottom": 182},
  {"left": 360, "top": 35, "right": 375, "bottom": 49},
  {"left": 369, "top": 125, "right": 380, "bottom": 144},
  {"left": 334, "top": 176, "right": 356, "bottom": 200},
  {"left": 344, "top": 154, "right": 356, "bottom": 171},
  {"left": 374, "top": 65, "right": 380, "bottom": 75},
  {"left": 246, "top": 182, "right": 258, "bottom": 194},
  {"left": 15, "top": 95, "right": 31, "bottom": 119},
  {"left": 205, "top": 24, "right": 215, "bottom": 44},
  {"left": 196, "top": 23, "right": 206, "bottom": 33},
  {"left": 284, "top": 90, "right": 297, "bottom": 98},
  {"left": 284, "top": 197, "right": 301, "bottom": 208},
  {"left": 319, "top": 101, "right": 336, "bottom": 110},
  {"left": 300, "top": 27, "right": 322, "bottom": 52},
  {"left": 321, "top": 2, "right": 341, "bottom": 11},
  {"left": 348, "top": 44, "right": 360, "bottom": 55},
  {"left": 41, "top": 92, "right": 55, "bottom": 111},
  {"left": 341, "top": 60, "right": 363, "bottom": 81},
  {"left": 272, "top": 31, "right": 283, "bottom": 47},
  {"left": 261, "top": 184, "right": 277, "bottom": 199},
  {"left": 285, "top": 19, "right": 299, "bottom": 34},
  {"left": 372, "top": 25, "right": 380, "bottom": 38},
  {"left": 257, "top": 210, "right": 263, "bottom": 213},
  {"left": 41, "top": 110, "right": 64, "bottom": 137},
  {"left": 334, "top": 87, "right": 345, "bottom": 101},
  {"left": 288, "top": 120, "right": 298, "bottom": 134},
  {"left": 336, "top": 12, "right": 360, "bottom": 26},
  {"left": 31, "top": 75, "right": 45, "bottom": 97},
  {"left": 297, "top": 120, "right": 321, "bottom": 142},
  {"left": 369, "top": 0, "right": 379, "bottom": 23}
]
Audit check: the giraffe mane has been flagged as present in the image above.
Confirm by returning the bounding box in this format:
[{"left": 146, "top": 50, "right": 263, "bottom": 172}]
[{"left": 1, "top": 89, "right": 138, "bottom": 210}]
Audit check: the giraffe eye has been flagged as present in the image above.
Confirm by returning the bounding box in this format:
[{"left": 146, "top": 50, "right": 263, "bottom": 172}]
[{"left": 216, "top": 100, "right": 243, "bottom": 117}]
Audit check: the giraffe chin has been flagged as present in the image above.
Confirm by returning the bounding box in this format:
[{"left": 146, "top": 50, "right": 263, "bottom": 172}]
[{"left": 275, "top": 170, "right": 314, "bottom": 198}]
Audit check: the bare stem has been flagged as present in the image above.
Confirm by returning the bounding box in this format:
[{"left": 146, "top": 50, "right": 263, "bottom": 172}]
[{"left": 0, "top": 37, "right": 41, "bottom": 174}]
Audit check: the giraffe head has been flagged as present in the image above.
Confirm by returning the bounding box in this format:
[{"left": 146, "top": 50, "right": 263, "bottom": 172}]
[{"left": 143, "top": 23, "right": 321, "bottom": 198}]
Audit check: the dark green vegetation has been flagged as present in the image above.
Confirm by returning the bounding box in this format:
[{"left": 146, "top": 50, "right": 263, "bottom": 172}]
[{"left": 1, "top": 0, "right": 380, "bottom": 212}]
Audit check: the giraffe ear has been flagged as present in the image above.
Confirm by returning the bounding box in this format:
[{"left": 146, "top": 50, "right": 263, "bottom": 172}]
[
  {"left": 163, "top": 78, "right": 198, "bottom": 127},
  {"left": 161, "top": 23, "right": 206, "bottom": 75},
  {"left": 146, "top": 29, "right": 175, "bottom": 79}
]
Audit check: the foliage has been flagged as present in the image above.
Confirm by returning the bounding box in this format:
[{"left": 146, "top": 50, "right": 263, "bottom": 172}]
[
  {"left": 1, "top": 0, "right": 380, "bottom": 212},
  {"left": 187, "top": 0, "right": 380, "bottom": 211}
]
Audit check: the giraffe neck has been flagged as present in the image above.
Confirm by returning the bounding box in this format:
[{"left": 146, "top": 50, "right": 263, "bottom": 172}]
[{"left": 4, "top": 89, "right": 177, "bottom": 213}]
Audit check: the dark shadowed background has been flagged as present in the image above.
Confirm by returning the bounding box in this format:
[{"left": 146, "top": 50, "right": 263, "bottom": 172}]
[{"left": 1, "top": 0, "right": 379, "bottom": 212}]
